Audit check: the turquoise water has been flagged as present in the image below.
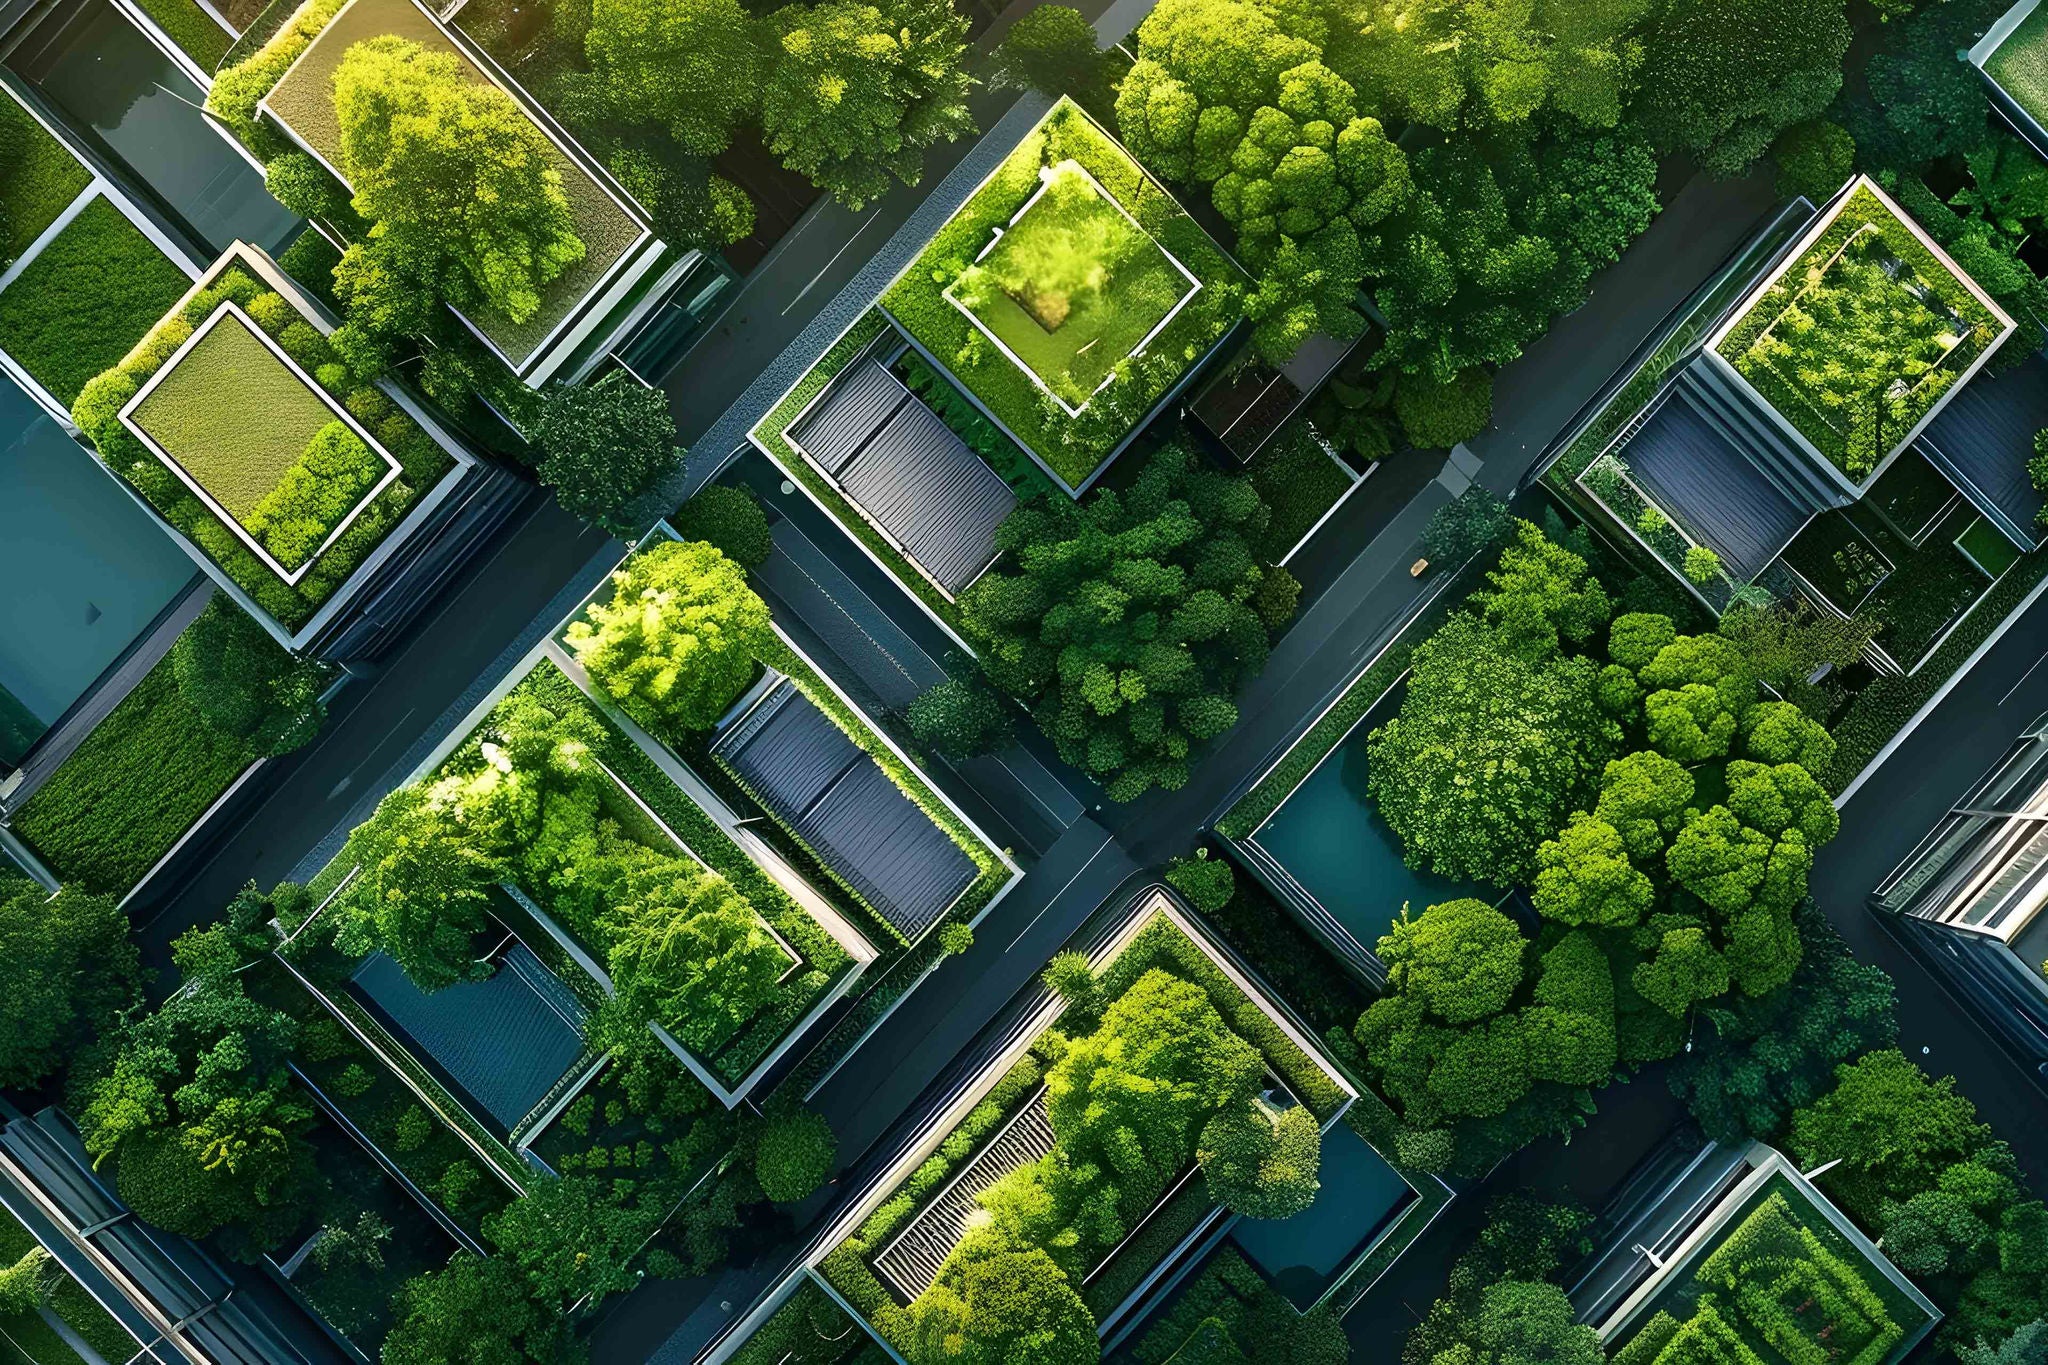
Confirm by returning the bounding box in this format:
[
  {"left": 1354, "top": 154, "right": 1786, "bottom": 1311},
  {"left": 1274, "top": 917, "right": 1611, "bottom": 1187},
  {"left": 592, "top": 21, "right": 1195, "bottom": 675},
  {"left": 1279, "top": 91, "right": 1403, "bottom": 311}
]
[
  {"left": 0, "top": 375, "right": 194, "bottom": 764},
  {"left": 1231, "top": 1121, "right": 1414, "bottom": 1310},
  {"left": 1250, "top": 684, "right": 1485, "bottom": 954}
]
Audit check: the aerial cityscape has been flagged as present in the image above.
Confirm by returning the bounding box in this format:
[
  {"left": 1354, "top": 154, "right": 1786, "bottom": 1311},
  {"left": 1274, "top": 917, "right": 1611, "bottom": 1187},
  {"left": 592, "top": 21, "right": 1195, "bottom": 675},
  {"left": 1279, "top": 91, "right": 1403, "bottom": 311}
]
[{"left": 4, "top": 0, "right": 2048, "bottom": 1361}]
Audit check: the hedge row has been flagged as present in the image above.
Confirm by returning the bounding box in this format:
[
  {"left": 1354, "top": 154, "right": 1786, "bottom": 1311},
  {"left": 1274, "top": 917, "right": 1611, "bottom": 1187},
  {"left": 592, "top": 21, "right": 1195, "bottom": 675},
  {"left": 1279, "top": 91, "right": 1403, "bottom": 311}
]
[
  {"left": 728, "top": 1282, "right": 889, "bottom": 1365},
  {"left": 12, "top": 650, "right": 256, "bottom": 895},
  {"left": 879, "top": 100, "right": 1248, "bottom": 489},
  {"left": 205, "top": 0, "right": 349, "bottom": 156}
]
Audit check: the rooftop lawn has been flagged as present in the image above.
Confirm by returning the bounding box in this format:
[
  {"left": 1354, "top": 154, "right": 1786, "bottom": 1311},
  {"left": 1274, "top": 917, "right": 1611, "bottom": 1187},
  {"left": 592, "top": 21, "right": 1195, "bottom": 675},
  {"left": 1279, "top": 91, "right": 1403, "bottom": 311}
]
[
  {"left": 73, "top": 260, "right": 455, "bottom": 631},
  {"left": 250, "top": 0, "right": 641, "bottom": 366},
  {"left": 0, "top": 1203, "right": 138, "bottom": 1365},
  {"left": 129, "top": 308, "right": 391, "bottom": 573},
  {"left": 1987, "top": 1, "right": 2048, "bottom": 129},
  {"left": 0, "top": 196, "right": 190, "bottom": 406},
  {"left": 1609, "top": 1177, "right": 1932, "bottom": 1365},
  {"left": 1714, "top": 183, "right": 2007, "bottom": 481},
  {"left": 11, "top": 640, "right": 259, "bottom": 896},
  {"left": 883, "top": 98, "right": 1247, "bottom": 491},
  {"left": 945, "top": 161, "right": 1193, "bottom": 412},
  {"left": 0, "top": 92, "right": 90, "bottom": 266}
]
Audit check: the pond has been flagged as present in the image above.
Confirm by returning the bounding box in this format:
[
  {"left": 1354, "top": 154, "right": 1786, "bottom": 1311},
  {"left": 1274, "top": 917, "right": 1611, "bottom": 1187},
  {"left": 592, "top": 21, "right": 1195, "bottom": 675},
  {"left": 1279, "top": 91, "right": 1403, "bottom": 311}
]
[
  {"left": 1246, "top": 681, "right": 1487, "bottom": 958},
  {"left": 0, "top": 374, "right": 196, "bottom": 767},
  {"left": 23, "top": 0, "right": 296, "bottom": 253},
  {"left": 1229, "top": 1120, "right": 1414, "bottom": 1311}
]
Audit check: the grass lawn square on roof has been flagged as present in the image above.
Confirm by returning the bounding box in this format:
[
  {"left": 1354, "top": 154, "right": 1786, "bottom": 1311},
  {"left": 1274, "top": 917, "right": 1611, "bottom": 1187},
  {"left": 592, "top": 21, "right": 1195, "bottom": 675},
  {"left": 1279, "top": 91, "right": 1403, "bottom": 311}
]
[
  {"left": 883, "top": 98, "right": 1248, "bottom": 490},
  {"left": 946, "top": 160, "right": 1196, "bottom": 413},
  {"left": 126, "top": 306, "right": 395, "bottom": 576},
  {"left": 1712, "top": 182, "right": 2011, "bottom": 481},
  {"left": 0, "top": 91, "right": 90, "bottom": 266},
  {"left": 1987, "top": 1, "right": 2048, "bottom": 129}
]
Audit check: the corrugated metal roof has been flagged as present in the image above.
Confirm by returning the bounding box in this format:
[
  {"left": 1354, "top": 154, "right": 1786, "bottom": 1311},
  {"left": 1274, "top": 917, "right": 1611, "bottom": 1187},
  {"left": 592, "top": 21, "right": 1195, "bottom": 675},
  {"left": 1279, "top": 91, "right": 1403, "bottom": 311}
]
[
  {"left": 713, "top": 679, "right": 978, "bottom": 938},
  {"left": 786, "top": 358, "right": 1013, "bottom": 592},
  {"left": 1624, "top": 392, "right": 1812, "bottom": 583},
  {"left": 841, "top": 398, "right": 1016, "bottom": 591},
  {"left": 351, "top": 944, "right": 587, "bottom": 1133},
  {"left": 1918, "top": 352, "right": 2048, "bottom": 552}
]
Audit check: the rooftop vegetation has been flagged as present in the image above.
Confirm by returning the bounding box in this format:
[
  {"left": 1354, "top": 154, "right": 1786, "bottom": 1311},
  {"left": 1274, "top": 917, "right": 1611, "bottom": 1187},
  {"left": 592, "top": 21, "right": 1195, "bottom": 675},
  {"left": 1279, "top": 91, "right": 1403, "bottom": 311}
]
[
  {"left": 883, "top": 100, "right": 1248, "bottom": 489},
  {"left": 1610, "top": 1180, "right": 1927, "bottom": 1365},
  {"left": 1985, "top": 2, "right": 2048, "bottom": 131},
  {"left": 822, "top": 907, "right": 1353, "bottom": 1361},
  {"left": 11, "top": 598, "right": 326, "bottom": 895},
  {"left": 0, "top": 92, "right": 89, "bottom": 266},
  {"left": 1715, "top": 184, "right": 2008, "bottom": 480},
  {"left": 71, "top": 263, "right": 455, "bottom": 631},
  {"left": 0, "top": 197, "right": 189, "bottom": 407},
  {"left": 0, "top": 1201, "right": 138, "bottom": 1365}
]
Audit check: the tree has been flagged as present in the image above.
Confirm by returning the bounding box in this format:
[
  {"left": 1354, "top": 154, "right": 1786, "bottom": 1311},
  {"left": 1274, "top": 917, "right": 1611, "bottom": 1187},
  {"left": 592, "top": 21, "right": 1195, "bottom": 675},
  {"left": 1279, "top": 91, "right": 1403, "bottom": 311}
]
[
  {"left": 1741, "top": 700, "right": 1835, "bottom": 772},
  {"left": 530, "top": 370, "right": 685, "bottom": 534},
  {"left": 907, "top": 673, "right": 1015, "bottom": 760},
  {"left": 1773, "top": 119, "right": 1854, "bottom": 203},
  {"left": 0, "top": 883, "right": 139, "bottom": 1089},
  {"left": 1473, "top": 520, "right": 1613, "bottom": 655},
  {"left": 1165, "top": 851, "right": 1234, "bottom": 915},
  {"left": 1043, "top": 951, "right": 1096, "bottom": 1006},
  {"left": 486, "top": 1174, "right": 655, "bottom": 1314},
  {"left": 1787, "top": 1050, "right": 1995, "bottom": 1224},
  {"left": 1397, "top": 368, "right": 1493, "bottom": 449},
  {"left": 1532, "top": 814, "right": 1653, "bottom": 929},
  {"left": 670, "top": 484, "right": 772, "bottom": 568},
  {"left": 1199, "top": 1102, "right": 1321, "bottom": 1218},
  {"left": 0, "top": 1247, "right": 47, "bottom": 1318},
  {"left": 602, "top": 862, "right": 788, "bottom": 1054},
  {"left": 1683, "top": 545, "right": 1721, "bottom": 586},
  {"left": 1593, "top": 750, "right": 1695, "bottom": 862},
  {"left": 1633, "top": 0, "right": 1850, "bottom": 177},
  {"left": 606, "top": 143, "right": 755, "bottom": 251},
  {"left": 565, "top": 539, "right": 771, "bottom": 736},
  {"left": 1368, "top": 614, "right": 1617, "bottom": 884},
  {"left": 907, "top": 1247, "right": 1098, "bottom": 1365},
  {"left": 333, "top": 37, "right": 584, "bottom": 327},
  {"left": 1630, "top": 924, "right": 1730, "bottom": 1017},
  {"left": 1380, "top": 900, "right": 1527, "bottom": 1024},
  {"left": 172, "top": 597, "right": 326, "bottom": 756},
  {"left": 333, "top": 784, "right": 501, "bottom": 991},
  {"left": 986, "top": 6, "right": 1112, "bottom": 109},
  {"left": 761, "top": 0, "right": 975, "bottom": 210},
  {"left": 755, "top": 1106, "right": 836, "bottom": 1202},
  {"left": 1455, "top": 1280, "right": 1605, "bottom": 1365},
  {"left": 1960, "top": 1323, "right": 2048, "bottom": 1365},
  {"left": 1716, "top": 597, "right": 1876, "bottom": 696},
  {"left": 584, "top": 0, "right": 764, "bottom": 155},
  {"left": 384, "top": 1252, "right": 566, "bottom": 1365},
  {"left": 958, "top": 444, "right": 1295, "bottom": 800},
  {"left": 1423, "top": 486, "right": 1511, "bottom": 564}
]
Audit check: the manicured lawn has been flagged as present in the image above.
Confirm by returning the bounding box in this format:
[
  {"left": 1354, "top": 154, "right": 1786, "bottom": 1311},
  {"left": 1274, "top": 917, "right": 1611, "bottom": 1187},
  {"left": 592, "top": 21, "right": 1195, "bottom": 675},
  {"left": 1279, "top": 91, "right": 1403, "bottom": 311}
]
[
  {"left": 0, "top": 96, "right": 89, "bottom": 266},
  {"left": 12, "top": 646, "right": 258, "bottom": 895},
  {"left": 1987, "top": 2, "right": 2048, "bottom": 127},
  {"left": 948, "top": 162, "right": 1190, "bottom": 410},
  {"left": 133, "top": 311, "right": 342, "bottom": 518},
  {"left": 0, "top": 197, "right": 190, "bottom": 405},
  {"left": 1714, "top": 184, "right": 2006, "bottom": 479},
  {"left": 1249, "top": 418, "right": 1354, "bottom": 561}
]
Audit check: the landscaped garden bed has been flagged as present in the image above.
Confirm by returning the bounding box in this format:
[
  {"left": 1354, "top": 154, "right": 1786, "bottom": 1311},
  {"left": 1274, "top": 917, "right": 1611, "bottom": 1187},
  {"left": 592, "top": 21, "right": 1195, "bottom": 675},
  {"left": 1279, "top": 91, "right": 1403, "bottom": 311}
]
[
  {"left": 0, "top": 90, "right": 90, "bottom": 268},
  {"left": 0, "top": 1203, "right": 138, "bottom": 1365},
  {"left": 728, "top": 1281, "right": 890, "bottom": 1365},
  {"left": 880, "top": 97, "right": 1248, "bottom": 492},
  {"left": 70, "top": 249, "right": 460, "bottom": 636},
  {"left": 1981, "top": 0, "right": 2048, "bottom": 139},
  {"left": 1709, "top": 180, "right": 2013, "bottom": 484}
]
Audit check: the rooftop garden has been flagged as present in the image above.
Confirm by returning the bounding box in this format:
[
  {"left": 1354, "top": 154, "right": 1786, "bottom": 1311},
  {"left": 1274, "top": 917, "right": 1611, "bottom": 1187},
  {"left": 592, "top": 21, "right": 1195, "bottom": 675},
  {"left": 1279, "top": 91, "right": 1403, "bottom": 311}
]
[
  {"left": 0, "top": 1195, "right": 139, "bottom": 1365},
  {"left": 71, "top": 259, "right": 457, "bottom": 634},
  {"left": 1712, "top": 182, "right": 2010, "bottom": 481},
  {"left": 1609, "top": 1176, "right": 1931, "bottom": 1365},
  {"left": 819, "top": 899, "right": 1358, "bottom": 1361},
  {"left": 0, "top": 195, "right": 190, "bottom": 409},
  {"left": 0, "top": 92, "right": 89, "bottom": 267},
  {"left": 882, "top": 98, "right": 1248, "bottom": 491},
  {"left": 1983, "top": 0, "right": 2048, "bottom": 133},
  {"left": 11, "top": 597, "right": 328, "bottom": 895}
]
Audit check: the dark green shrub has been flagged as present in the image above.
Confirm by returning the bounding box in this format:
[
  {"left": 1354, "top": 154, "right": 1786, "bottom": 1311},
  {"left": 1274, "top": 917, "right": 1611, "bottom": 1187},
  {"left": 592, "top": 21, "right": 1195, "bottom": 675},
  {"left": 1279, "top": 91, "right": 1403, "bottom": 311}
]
[{"left": 672, "top": 484, "right": 773, "bottom": 568}]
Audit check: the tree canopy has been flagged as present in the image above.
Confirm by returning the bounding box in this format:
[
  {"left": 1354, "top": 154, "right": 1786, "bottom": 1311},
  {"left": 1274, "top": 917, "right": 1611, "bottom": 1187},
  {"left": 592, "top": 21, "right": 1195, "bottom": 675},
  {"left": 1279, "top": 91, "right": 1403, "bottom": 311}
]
[
  {"left": 0, "top": 882, "right": 139, "bottom": 1089},
  {"left": 531, "top": 370, "right": 687, "bottom": 534}
]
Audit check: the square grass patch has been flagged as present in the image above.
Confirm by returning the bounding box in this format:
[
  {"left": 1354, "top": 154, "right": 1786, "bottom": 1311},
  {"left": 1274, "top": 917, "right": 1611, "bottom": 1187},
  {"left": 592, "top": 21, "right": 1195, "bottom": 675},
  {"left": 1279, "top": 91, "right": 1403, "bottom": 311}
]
[
  {"left": 883, "top": 97, "right": 1248, "bottom": 491},
  {"left": 126, "top": 305, "right": 396, "bottom": 575},
  {"left": 0, "top": 196, "right": 190, "bottom": 405},
  {"left": 1712, "top": 182, "right": 2010, "bottom": 482},
  {"left": 0, "top": 94, "right": 89, "bottom": 265},
  {"left": 946, "top": 161, "right": 1195, "bottom": 412},
  {"left": 1987, "top": 1, "right": 2048, "bottom": 128}
]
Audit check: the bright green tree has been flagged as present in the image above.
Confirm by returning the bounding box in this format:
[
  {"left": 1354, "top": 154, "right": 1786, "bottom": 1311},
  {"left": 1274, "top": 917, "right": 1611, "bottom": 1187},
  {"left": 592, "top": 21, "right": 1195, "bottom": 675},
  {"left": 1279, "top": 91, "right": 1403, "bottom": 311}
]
[
  {"left": 1379, "top": 900, "right": 1527, "bottom": 1025},
  {"left": 1473, "top": 521, "right": 1613, "bottom": 655},
  {"left": 600, "top": 861, "right": 788, "bottom": 1054},
  {"left": 1592, "top": 750, "right": 1695, "bottom": 862},
  {"left": 985, "top": 5, "right": 1114, "bottom": 109},
  {"left": 907, "top": 1247, "right": 1098, "bottom": 1365},
  {"left": 565, "top": 538, "right": 772, "bottom": 737},
  {"left": 530, "top": 369, "right": 686, "bottom": 534},
  {"left": 333, "top": 36, "right": 585, "bottom": 327},
  {"left": 172, "top": 597, "right": 327, "bottom": 756},
  {"left": 0, "top": 883, "right": 139, "bottom": 1089},
  {"left": 1532, "top": 814, "right": 1653, "bottom": 929},
  {"left": 1741, "top": 700, "right": 1836, "bottom": 772},
  {"left": 1787, "top": 1050, "right": 1994, "bottom": 1224},
  {"left": 333, "top": 784, "right": 501, "bottom": 991},
  {"left": 584, "top": 0, "right": 764, "bottom": 154},
  {"left": 1633, "top": 0, "right": 1850, "bottom": 176},
  {"left": 1630, "top": 924, "right": 1730, "bottom": 1017},
  {"left": 761, "top": 0, "right": 975, "bottom": 210},
  {"left": 385, "top": 1253, "right": 566, "bottom": 1365},
  {"left": 1451, "top": 1279, "right": 1606, "bottom": 1365},
  {"left": 1199, "top": 1102, "right": 1322, "bottom": 1218}
]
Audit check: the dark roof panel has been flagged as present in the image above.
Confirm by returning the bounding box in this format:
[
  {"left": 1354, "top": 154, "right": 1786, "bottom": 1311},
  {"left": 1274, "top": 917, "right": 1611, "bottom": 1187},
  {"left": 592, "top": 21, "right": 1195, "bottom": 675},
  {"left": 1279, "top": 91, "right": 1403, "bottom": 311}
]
[
  {"left": 713, "top": 679, "right": 977, "bottom": 937},
  {"left": 1918, "top": 352, "right": 2048, "bottom": 551},
  {"left": 351, "top": 944, "right": 586, "bottom": 1133},
  {"left": 787, "top": 360, "right": 908, "bottom": 475},
  {"left": 841, "top": 399, "right": 1015, "bottom": 591},
  {"left": 1623, "top": 393, "right": 1813, "bottom": 583}
]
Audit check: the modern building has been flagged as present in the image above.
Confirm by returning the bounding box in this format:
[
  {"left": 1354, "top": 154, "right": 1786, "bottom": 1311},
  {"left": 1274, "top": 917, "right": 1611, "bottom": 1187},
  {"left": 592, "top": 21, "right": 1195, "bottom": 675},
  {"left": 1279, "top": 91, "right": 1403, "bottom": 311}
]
[
  {"left": 1871, "top": 714, "right": 2048, "bottom": 1085},
  {"left": 1972, "top": 0, "right": 2048, "bottom": 163}
]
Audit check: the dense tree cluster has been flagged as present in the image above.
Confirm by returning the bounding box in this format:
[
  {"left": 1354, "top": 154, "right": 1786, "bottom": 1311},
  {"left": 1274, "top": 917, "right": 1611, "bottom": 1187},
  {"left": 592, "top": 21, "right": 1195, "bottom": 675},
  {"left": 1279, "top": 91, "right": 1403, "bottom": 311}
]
[
  {"left": 170, "top": 597, "right": 328, "bottom": 758},
  {"left": 957, "top": 443, "right": 1299, "bottom": 801},
  {"left": 0, "top": 877, "right": 139, "bottom": 1090},
  {"left": 529, "top": 371, "right": 690, "bottom": 535},
  {"left": 1403, "top": 1195, "right": 1602, "bottom": 1365}
]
